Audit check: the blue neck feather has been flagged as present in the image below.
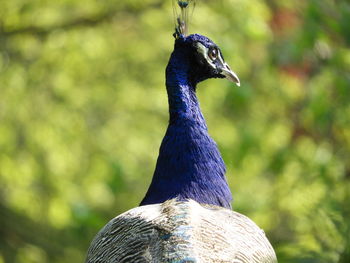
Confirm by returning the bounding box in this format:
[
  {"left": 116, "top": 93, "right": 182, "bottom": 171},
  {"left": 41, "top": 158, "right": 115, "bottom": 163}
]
[{"left": 140, "top": 36, "right": 232, "bottom": 209}]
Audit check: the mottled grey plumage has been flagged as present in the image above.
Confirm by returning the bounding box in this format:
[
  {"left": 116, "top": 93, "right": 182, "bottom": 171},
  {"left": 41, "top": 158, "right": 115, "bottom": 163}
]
[{"left": 86, "top": 199, "right": 277, "bottom": 263}]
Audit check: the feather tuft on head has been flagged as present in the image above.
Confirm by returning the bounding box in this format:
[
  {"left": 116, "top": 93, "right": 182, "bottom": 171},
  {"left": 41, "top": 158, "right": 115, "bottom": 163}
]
[{"left": 172, "top": 0, "right": 196, "bottom": 38}]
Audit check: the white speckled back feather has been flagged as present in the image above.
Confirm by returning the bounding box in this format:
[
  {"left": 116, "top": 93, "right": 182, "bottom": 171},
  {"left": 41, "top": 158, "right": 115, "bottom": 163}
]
[{"left": 86, "top": 199, "right": 277, "bottom": 263}]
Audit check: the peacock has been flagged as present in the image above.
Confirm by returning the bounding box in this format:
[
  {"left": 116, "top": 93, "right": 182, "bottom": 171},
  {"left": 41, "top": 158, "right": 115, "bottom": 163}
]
[{"left": 86, "top": 1, "right": 277, "bottom": 262}]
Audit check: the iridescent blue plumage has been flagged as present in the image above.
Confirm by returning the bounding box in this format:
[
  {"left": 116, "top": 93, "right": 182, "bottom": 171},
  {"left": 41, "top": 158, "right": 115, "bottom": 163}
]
[{"left": 140, "top": 34, "right": 239, "bottom": 209}]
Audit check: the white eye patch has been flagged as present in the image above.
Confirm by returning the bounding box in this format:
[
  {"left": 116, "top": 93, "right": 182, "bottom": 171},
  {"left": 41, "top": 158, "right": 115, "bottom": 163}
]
[
  {"left": 196, "top": 42, "right": 216, "bottom": 68},
  {"left": 196, "top": 42, "right": 224, "bottom": 70}
]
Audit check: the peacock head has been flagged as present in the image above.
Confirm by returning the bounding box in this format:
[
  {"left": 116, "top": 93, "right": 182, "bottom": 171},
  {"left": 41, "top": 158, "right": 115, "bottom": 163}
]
[{"left": 174, "top": 34, "right": 240, "bottom": 86}]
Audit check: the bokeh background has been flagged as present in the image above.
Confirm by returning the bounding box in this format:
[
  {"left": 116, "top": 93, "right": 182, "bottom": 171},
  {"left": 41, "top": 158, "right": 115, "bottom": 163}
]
[{"left": 1, "top": 0, "right": 349, "bottom": 262}]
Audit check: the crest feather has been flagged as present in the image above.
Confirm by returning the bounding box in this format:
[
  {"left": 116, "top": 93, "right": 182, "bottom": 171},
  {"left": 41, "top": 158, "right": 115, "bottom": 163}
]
[{"left": 172, "top": 0, "right": 196, "bottom": 38}]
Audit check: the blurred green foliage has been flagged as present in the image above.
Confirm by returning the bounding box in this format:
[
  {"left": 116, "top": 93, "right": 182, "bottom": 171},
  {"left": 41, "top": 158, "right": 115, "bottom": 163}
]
[{"left": 0, "top": 0, "right": 349, "bottom": 262}]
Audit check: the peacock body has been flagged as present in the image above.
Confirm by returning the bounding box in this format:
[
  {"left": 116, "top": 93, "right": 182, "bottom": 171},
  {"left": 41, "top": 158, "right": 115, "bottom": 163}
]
[
  {"left": 86, "top": 1, "right": 277, "bottom": 262},
  {"left": 86, "top": 200, "right": 276, "bottom": 263}
]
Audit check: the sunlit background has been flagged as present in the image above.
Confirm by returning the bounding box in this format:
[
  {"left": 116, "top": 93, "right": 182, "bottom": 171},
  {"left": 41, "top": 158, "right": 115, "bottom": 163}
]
[{"left": 1, "top": 0, "right": 349, "bottom": 262}]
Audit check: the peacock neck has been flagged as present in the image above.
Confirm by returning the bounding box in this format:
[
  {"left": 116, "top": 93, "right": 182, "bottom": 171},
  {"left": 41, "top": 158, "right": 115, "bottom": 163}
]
[
  {"left": 165, "top": 49, "right": 207, "bottom": 129},
  {"left": 140, "top": 47, "right": 232, "bottom": 209}
]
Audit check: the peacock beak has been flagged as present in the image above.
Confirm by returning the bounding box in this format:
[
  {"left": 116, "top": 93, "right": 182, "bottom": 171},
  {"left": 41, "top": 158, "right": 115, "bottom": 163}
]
[{"left": 220, "top": 63, "right": 240, "bottom": 87}]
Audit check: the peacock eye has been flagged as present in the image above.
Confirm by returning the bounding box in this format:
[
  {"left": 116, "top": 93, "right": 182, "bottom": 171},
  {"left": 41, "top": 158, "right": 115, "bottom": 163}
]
[{"left": 208, "top": 48, "right": 218, "bottom": 60}]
